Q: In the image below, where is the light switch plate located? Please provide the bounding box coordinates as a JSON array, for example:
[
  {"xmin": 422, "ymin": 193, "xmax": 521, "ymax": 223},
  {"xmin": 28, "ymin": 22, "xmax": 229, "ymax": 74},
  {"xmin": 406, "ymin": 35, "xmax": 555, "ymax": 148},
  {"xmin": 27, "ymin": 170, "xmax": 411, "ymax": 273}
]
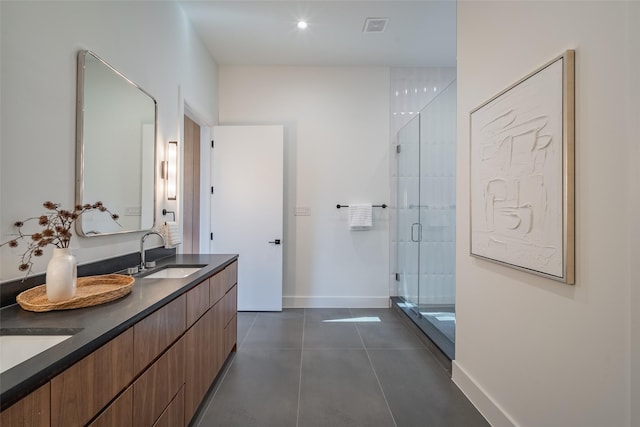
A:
[
  {"xmin": 295, "ymin": 206, "xmax": 311, "ymax": 216},
  {"xmin": 125, "ymin": 206, "xmax": 141, "ymax": 216}
]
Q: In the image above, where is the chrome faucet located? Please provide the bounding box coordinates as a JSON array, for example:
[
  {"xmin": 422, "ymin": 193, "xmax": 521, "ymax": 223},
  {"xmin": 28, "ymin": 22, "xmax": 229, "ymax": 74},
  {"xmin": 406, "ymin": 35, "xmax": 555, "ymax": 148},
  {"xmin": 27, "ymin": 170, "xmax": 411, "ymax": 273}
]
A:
[{"xmin": 140, "ymin": 231, "xmax": 166, "ymax": 270}]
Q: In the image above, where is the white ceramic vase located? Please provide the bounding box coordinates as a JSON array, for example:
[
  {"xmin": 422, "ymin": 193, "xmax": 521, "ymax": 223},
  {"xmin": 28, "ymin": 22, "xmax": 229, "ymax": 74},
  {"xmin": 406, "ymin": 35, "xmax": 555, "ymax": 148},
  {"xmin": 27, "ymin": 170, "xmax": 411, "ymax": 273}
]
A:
[{"xmin": 46, "ymin": 248, "xmax": 77, "ymax": 302}]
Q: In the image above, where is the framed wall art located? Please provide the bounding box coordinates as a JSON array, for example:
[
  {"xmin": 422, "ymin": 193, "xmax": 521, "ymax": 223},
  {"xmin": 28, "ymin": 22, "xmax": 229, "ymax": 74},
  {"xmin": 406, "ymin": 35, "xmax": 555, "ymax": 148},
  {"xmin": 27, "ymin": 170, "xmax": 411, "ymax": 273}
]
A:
[{"xmin": 470, "ymin": 50, "xmax": 575, "ymax": 284}]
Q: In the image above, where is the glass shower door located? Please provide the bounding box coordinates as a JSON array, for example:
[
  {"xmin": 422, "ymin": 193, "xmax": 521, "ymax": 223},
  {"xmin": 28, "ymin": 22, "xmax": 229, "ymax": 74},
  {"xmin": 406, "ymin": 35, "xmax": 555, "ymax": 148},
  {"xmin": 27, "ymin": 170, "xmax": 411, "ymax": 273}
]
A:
[
  {"xmin": 396, "ymin": 115, "xmax": 421, "ymax": 314},
  {"xmin": 395, "ymin": 81, "xmax": 457, "ymax": 359},
  {"xmin": 418, "ymin": 82, "xmax": 457, "ymax": 347}
]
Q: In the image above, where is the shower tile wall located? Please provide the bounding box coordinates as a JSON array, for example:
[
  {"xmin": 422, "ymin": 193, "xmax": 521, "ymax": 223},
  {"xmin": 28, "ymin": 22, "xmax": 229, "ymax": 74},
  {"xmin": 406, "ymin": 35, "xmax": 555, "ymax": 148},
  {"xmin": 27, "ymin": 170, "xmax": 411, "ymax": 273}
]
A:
[{"xmin": 389, "ymin": 67, "xmax": 456, "ymax": 303}]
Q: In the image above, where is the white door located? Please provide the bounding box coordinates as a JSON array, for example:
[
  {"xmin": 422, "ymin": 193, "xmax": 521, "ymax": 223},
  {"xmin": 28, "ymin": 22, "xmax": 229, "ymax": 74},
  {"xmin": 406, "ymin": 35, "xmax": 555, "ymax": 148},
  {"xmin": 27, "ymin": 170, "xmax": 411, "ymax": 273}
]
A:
[{"xmin": 211, "ymin": 125, "xmax": 284, "ymax": 311}]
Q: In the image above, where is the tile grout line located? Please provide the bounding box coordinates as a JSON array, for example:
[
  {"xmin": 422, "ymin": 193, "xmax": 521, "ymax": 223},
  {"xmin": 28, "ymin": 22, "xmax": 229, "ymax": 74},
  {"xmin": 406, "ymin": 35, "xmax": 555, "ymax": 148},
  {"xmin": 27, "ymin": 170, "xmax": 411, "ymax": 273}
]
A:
[
  {"xmin": 295, "ymin": 309, "xmax": 306, "ymax": 427},
  {"xmin": 194, "ymin": 313, "xmax": 258, "ymax": 427},
  {"xmin": 239, "ymin": 312, "xmax": 259, "ymax": 348},
  {"xmin": 350, "ymin": 308, "xmax": 399, "ymax": 427}
]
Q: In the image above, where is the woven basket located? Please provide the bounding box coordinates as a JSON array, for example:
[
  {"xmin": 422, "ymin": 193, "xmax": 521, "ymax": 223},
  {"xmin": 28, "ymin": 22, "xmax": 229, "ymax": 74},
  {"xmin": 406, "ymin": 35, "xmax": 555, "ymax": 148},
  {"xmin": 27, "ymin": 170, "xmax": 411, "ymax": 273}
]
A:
[{"xmin": 16, "ymin": 274, "xmax": 135, "ymax": 312}]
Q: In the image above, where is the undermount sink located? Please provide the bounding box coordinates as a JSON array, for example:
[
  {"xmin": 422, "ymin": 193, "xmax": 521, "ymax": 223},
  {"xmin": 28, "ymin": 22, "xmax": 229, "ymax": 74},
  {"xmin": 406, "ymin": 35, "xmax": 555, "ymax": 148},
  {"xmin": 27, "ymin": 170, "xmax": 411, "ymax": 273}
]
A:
[
  {"xmin": 0, "ymin": 329, "xmax": 80, "ymax": 373},
  {"xmin": 142, "ymin": 265, "xmax": 205, "ymax": 279}
]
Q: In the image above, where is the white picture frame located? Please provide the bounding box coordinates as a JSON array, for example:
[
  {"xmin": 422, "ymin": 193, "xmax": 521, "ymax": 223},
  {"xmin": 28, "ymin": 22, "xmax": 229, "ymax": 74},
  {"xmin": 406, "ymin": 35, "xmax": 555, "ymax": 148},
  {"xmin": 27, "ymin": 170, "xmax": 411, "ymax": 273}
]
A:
[{"xmin": 470, "ymin": 50, "xmax": 575, "ymax": 284}]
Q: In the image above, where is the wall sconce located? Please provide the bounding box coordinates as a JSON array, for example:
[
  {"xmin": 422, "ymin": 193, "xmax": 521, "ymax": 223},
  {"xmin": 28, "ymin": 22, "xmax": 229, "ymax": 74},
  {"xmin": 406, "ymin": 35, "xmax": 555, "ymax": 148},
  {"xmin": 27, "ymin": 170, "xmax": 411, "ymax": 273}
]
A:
[{"xmin": 165, "ymin": 141, "xmax": 178, "ymax": 200}]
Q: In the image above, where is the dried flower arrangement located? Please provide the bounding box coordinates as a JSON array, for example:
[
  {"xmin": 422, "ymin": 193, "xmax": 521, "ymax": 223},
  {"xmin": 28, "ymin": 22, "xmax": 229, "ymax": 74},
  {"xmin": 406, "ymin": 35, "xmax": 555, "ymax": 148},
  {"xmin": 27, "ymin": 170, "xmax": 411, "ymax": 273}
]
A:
[{"xmin": 0, "ymin": 201, "xmax": 119, "ymax": 276}]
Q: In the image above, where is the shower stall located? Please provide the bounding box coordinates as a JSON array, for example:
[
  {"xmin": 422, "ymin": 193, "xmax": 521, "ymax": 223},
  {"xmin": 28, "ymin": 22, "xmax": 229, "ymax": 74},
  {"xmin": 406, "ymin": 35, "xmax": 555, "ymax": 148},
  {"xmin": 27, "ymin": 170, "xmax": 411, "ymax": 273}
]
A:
[{"xmin": 395, "ymin": 81, "xmax": 456, "ymax": 359}]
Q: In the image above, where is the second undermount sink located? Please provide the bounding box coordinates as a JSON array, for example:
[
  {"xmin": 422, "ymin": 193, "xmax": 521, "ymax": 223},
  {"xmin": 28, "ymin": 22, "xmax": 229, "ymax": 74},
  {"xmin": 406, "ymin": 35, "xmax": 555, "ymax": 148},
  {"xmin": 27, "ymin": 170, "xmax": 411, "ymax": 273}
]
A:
[
  {"xmin": 142, "ymin": 265, "xmax": 205, "ymax": 279},
  {"xmin": 0, "ymin": 328, "xmax": 81, "ymax": 373}
]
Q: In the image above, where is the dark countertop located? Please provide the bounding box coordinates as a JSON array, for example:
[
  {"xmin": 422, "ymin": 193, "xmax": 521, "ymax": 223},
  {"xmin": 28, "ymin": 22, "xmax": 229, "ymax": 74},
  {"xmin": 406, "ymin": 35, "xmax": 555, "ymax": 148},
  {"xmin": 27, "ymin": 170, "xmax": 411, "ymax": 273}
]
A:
[{"xmin": 0, "ymin": 253, "xmax": 238, "ymax": 411}]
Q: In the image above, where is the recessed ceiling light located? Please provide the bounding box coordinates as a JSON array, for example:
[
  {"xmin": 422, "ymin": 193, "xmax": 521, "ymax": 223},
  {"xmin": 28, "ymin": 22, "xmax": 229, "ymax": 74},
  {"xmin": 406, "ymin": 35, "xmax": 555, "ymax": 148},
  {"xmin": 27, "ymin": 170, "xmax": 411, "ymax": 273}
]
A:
[{"xmin": 297, "ymin": 20, "xmax": 308, "ymax": 30}]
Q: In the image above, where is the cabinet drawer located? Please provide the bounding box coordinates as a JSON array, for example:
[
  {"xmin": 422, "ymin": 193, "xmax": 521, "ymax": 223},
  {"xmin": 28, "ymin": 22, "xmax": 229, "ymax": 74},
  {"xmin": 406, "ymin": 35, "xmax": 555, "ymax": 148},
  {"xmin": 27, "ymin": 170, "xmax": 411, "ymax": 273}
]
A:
[
  {"xmin": 224, "ymin": 314, "xmax": 237, "ymax": 356},
  {"xmin": 133, "ymin": 336, "xmax": 185, "ymax": 426},
  {"xmin": 184, "ymin": 308, "xmax": 212, "ymax": 421},
  {"xmin": 211, "ymin": 303, "xmax": 226, "ymax": 386},
  {"xmin": 209, "ymin": 272, "xmax": 225, "ymax": 307},
  {"xmin": 153, "ymin": 386, "xmax": 184, "ymax": 427},
  {"xmin": 223, "ymin": 261, "xmax": 238, "ymax": 293},
  {"xmin": 186, "ymin": 278, "xmax": 210, "ymax": 328},
  {"xmin": 134, "ymin": 295, "xmax": 186, "ymax": 374},
  {"xmin": 51, "ymin": 328, "xmax": 134, "ymax": 427},
  {"xmin": 88, "ymin": 386, "xmax": 133, "ymax": 427},
  {"xmin": 1, "ymin": 383, "xmax": 50, "ymax": 427},
  {"xmin": 223, "ymin": 284, "xmax": 237, "ymax": 327}
]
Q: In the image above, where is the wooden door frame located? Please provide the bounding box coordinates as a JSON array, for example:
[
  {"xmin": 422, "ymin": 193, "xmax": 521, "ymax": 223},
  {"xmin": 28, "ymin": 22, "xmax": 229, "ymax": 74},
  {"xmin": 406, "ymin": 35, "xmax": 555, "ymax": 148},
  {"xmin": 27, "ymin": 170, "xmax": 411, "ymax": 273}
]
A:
[
  {"xmin": 180, "ymin": 102, "xmax": 212, "ymax": 254},
  {"xmin": 183, "ymin": 114, "xmax": 200, "ymax": 254}
]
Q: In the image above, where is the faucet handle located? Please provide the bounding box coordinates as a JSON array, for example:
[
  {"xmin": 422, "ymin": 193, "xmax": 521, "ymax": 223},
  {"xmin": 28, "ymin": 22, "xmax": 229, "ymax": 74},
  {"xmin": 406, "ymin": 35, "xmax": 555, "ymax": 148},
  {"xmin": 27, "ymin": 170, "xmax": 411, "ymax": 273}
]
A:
[{"xmin": 145, "ymin": 261, "xmax": 157, "ymax": 268}]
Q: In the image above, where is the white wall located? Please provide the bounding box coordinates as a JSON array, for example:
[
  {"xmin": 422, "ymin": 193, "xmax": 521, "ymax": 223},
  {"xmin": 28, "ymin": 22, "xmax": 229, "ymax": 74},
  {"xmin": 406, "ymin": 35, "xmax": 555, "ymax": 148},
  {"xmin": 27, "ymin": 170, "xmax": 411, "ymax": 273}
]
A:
[
  {"xmin": 219, "ymin": 66, "xmax": 390, "ymax": 307},
  {"xmin": 0, "ymin": 1, "xmax": 218, "ymax": 281},
  {"xmin": 455, "ymin": 2, "xmax": 637, "ymax": 426}
]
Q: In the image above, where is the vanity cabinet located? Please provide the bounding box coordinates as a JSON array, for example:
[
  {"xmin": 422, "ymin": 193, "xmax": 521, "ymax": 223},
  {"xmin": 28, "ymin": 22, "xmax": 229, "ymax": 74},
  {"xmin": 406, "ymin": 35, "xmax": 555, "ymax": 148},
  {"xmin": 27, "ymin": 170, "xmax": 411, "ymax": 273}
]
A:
[
  {"xmin": 88, "ymin": 387, "xmax": 133, "ymax": 427},
  {"xmin": 133, "ymin": 295, "xmax": 186, "ymax": 375},
  {"xmin": 184, "ymin": 278, "xmax": 214, "ymax": 421},
  {"xmin": 0, "ymin": 259, "xmax": 238, "ymax": 427},
  {"xmin": 221, "ymin": 262, "xmax": 238, "ymax": 356},
  {"xmin": 184, "ymin": 304, "xmax": 220, "ymax": 421},
  {"xmin": 186, "ymin": 277, "xmax": 210, "ymax": 327},
  {"xmin": 153, "ymin": 386, "xmax": 185, "ymax": 427},
  {"xmin": 209, "ymin": 272, "xmax": 226, "ymax": 307},
  {"xmin": 0, "ymin": 383, "xmax": 50, "ymax": 427},
  {"xmin": 223, "ymin": 285, "xmax": 238, "ymax": 355},
  {"xmin": 184, "ymin": 260, "xmax": 238, "ymax": 423},
  {"xmin": 50, "ymin": 328, "xmax": 134, "ymax": 427},
  {"xmin": 133, "ymin": 335, "xmax": 185, "ymax": 426}
]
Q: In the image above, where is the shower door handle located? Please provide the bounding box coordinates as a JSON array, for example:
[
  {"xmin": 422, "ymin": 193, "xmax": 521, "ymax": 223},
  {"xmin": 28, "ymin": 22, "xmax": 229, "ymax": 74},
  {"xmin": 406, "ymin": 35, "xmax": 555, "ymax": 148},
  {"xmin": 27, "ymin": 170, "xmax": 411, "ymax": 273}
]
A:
[{"xmin": 411, "ymin": 223, "xmax": 422, "ymax": 242}]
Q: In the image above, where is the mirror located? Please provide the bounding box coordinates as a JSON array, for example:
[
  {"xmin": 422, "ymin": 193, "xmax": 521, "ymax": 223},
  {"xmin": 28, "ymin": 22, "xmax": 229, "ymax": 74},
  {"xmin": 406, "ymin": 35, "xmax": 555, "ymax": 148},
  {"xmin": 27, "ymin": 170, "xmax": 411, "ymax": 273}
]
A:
[{"xmin": 75, "ymin": 50, "xmax": 156, "ymax": 236}]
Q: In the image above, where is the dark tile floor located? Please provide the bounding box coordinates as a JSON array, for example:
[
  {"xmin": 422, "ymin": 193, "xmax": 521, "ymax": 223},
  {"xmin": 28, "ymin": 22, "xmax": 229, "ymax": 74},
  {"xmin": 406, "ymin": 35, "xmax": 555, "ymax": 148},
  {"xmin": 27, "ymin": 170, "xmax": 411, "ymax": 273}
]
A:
[{"xmin": 191, "ymin": 308, "xmax": 489, "ymax": 427}]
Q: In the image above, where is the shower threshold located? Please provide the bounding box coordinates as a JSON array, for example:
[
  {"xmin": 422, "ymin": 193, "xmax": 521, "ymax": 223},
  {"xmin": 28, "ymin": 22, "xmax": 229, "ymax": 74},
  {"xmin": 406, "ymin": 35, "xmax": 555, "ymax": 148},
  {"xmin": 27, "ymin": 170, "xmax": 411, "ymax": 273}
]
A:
[{"xmin": 391, "ymin": 297, "xmax": 455, "ymax": 361}]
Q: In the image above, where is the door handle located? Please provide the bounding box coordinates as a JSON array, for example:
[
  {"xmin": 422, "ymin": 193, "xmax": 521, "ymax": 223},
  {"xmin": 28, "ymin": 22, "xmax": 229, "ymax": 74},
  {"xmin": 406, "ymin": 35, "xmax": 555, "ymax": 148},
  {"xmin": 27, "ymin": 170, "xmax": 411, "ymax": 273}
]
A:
[
  {"xmin": 268, "ymin": 239, "xmax": 281, "ymax": 245},
  {"xmin": 411, "ymin": 223, "xmax": 422, "ymax": 242}
]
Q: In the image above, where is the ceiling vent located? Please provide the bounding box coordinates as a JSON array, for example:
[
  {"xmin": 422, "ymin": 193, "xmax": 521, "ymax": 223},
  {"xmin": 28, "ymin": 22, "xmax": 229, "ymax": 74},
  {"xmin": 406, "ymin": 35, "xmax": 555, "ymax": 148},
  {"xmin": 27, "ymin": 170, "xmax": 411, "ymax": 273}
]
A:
[{"xmin": 363, "ymin": 18, "xmax": 388, "ymax": 33}]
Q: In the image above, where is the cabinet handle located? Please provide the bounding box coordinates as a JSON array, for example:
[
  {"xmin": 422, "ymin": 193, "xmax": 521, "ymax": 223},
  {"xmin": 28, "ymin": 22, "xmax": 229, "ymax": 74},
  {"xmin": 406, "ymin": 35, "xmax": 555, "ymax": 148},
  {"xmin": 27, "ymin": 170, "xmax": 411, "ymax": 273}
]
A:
[{"xmin": 268, "ymin": 239, "xmax": 281, "ymax": 245}]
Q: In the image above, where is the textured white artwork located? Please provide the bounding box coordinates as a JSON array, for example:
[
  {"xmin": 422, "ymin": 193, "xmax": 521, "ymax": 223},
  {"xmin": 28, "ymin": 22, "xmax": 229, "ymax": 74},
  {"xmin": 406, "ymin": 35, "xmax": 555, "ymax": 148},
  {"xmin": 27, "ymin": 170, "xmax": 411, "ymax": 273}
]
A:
[{"xmin": 470, "ymin": 54, "xmax": 572, "ymax": 281}]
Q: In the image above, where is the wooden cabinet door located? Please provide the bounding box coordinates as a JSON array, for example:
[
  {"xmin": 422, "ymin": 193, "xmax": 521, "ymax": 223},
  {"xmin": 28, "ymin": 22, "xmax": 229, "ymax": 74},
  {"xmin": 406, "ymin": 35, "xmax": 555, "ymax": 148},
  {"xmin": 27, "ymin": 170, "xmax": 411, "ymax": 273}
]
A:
[
  {"xmin": 0, "ymin": 383, "xmax": 50, "ymax": 427},
  {"xmin": 211, "ymin": 302, "xmax": 226, "ymax": 380},
  {"xmin": 134, "ymin": 295, "xmax": 186, "ymax": 374},
  {"xmin": 223, "ymin": 284, "xmax": 237, "ymax": 327},
  {"xmin": 51, "ymin": 329, "xmax": 134, "ymax": 427},
  {"xmin": 153, "ymin": 386, "xmax": 184, "ymax": 427},
  {"xmin": 224, "ymin": 314, "xmax": 238, "ymax": 356},
  {"xmin": 222, "ymin": 284, "xmax": 238, "ymax": 357},
  {"xmin": 88, "ymin": 386, "xmax": 133, "ymax": 427},
  {"xmin": 224, "ymin": 261, "xmax": 238, "ymax": 293},
  {"xmin": 133, "ymin": 336, "xmax": 185, "ymax": 427},
  {"xmin": 186, "ymin": 278, "xmax": 210, "ymax": 328},
  {"xmin": 209, "ymin": 271, "xmax": 225, "ymax": 307},
  {"xmin": 184, "ymin": 309, "xmax": 212, "ymax": 422}
]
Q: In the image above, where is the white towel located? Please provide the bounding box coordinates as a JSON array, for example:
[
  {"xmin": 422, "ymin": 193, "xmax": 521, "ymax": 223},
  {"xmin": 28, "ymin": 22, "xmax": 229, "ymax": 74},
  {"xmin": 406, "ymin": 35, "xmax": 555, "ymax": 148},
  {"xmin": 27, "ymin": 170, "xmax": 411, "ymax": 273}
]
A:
[
  {"xmin": 348, "ymin": 204, "xmax": 373, "ymax": 230},
  {"xmin": 164, "ymin": 221, "xmax": 182, "ymax": 248}
]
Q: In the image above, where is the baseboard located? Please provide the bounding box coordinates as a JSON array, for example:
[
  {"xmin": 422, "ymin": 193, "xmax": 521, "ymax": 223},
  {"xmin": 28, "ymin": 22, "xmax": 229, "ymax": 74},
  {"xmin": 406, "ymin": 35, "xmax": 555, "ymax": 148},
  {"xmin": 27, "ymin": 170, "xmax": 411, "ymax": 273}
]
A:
[
  {"xmin": 452, "ymin": 361, "xmax": 518, "ymax": 427},
  {"xmin": 282, "ymin": 296, "xmax": 390, "ymax": 308}
]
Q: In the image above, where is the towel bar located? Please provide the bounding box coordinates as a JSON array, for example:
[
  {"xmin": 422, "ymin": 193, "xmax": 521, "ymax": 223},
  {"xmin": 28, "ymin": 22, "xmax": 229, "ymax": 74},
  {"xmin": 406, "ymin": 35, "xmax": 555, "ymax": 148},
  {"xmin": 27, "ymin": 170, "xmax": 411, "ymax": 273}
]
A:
[
  {"xmin": 336, "ymin": 204, "xmax": 387, "ymax": 209},
  {"xmin": 162, "ymin": 209, "xmax": 176, "ymax": 221}
]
